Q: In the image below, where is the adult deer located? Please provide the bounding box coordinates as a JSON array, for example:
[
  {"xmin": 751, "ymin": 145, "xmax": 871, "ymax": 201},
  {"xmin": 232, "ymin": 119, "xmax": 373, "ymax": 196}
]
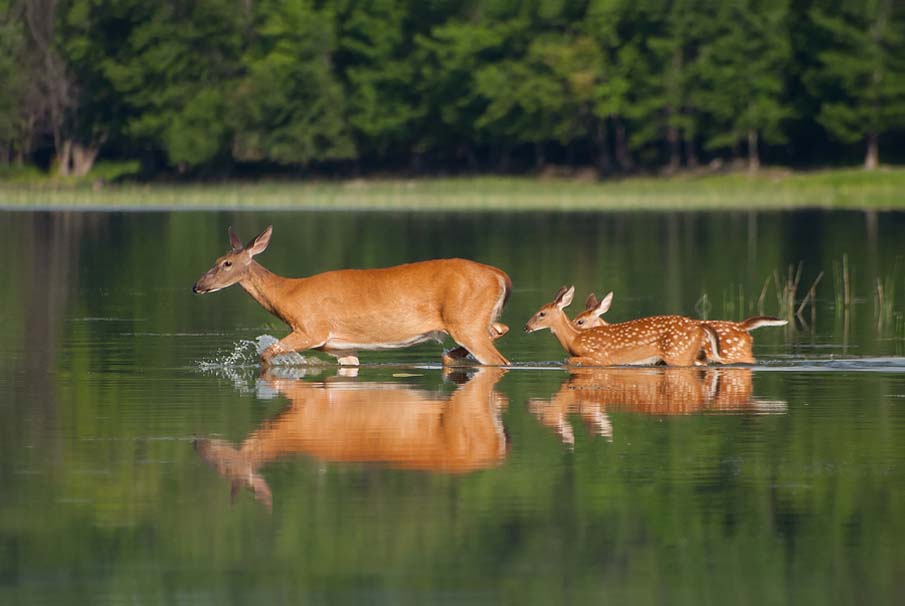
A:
[
  {"xmin": 193, "ymin": 226, "xmax": 511, "ymax": 366},
  {"xmin": 524, "ymin": 286, "xmax": 721, "ymax": 366},
  {"xmin": 194, "ymin": 367, "xmax": 509, "ymax": 509},
  {"xmin": 573, "ymin": 291, "xmax": 787, "ymax": 364}
]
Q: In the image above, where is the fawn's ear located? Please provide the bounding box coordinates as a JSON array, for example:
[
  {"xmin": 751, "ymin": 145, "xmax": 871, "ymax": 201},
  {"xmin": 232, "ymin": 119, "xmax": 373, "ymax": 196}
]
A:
[
  {"xmin": 228, "ymin": 226, "xmax": 243, "ymax": 251},
  {"xmin": 555, "ymin": 285, "xmax": 575, "ymax": 309},
  {"xmin": 593, "ymin": 292, "xmax": 614, "ymax": 316},
  {"xmin": 246, "ymin": 225, "xmax": 273, "ymax": 257},
  {"xmin": 585, "ymin": 292, "xmax": 599, "ymax": 310}
]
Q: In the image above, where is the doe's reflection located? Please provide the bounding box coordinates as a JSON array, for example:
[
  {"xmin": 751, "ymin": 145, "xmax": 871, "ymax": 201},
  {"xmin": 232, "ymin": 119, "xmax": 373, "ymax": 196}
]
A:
[
  {"xmin": 530, "ymin": 367, "xmax": 785, "ymax": 446},
  {"xmin": 195, "ymin": 368, "xmax": 509, "ymax": 510}
]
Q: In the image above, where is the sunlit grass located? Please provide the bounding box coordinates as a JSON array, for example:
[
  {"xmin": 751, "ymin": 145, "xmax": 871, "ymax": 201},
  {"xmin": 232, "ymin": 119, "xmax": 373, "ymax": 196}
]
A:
[{"xmin": 1, "ymin": 166, "xmax": 905, "ymax": 210}]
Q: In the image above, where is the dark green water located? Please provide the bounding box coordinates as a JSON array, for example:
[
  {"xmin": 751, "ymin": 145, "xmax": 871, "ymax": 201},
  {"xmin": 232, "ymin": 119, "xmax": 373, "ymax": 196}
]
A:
[{"xmin": 1, "ymin": 210, "xmax": 904, "ymax": 604}]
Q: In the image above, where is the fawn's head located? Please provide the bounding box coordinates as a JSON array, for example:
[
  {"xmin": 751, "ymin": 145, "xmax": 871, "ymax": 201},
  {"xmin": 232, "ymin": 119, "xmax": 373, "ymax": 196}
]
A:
[
  {"xmin": 524, "ymin": 285, "xmax": 575, "ymax": 333},
  {"xmin": 193, "ymin": 226, "xmax": 272, "ymax": 294},
  {"xmin": 571, "ymin": 291, "xmax": 613, "ymax": 329}
]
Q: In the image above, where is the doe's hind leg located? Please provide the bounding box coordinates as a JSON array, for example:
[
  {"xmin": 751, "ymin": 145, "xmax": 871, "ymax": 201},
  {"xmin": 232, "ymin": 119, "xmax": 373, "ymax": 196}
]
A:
[
  {"xmin": 443, "ymin": 322, "xmax": 510, "ymax": 366},
  {"xmin": 446, "ymin": 327, "xmax": 509, "ymax": 366}
]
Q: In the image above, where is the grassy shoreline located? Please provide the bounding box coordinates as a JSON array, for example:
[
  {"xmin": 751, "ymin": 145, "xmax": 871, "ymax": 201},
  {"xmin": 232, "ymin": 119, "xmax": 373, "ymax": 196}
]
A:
[{"xmin": 1, "ymin": 168, "xmax": 904, "ymax": 211}]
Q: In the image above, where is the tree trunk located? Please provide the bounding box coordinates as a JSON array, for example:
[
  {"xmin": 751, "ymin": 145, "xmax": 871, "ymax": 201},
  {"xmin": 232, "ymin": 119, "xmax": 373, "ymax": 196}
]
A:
[
  {"xmin": 614, "ymin": 120, "xmax": 633, "ymax": 172},
  {"xmin": 565, "ymin": 143, "xmax": 575, "ymax": 168},
  {"xmin": 72, "ymin": 142, "xmax": 99, "ymax": 177},
  {"xmin": 594, "ymin": 119, "xmax": 612, "ymax": 176},
  {"xmin": 458, "ymin": 143, "xmax": 477, "ymax": 172},
  {"xmin": 864, "ymin": 132, "xmax": 878, "ymax": 170},
  {"xmin": 409, "ymin": 149, "xmax": 423, "ymax": 174},
  {"xmin": 747, "ymin": 129, "xmax": 760, "ymax": 172},
  {"xmin": 666, "ymin": 123, "xmax": 680, "ymax": 174},
  {"xmin": 57, "ymin": 139, "xmax": 72, "ymax": 177},
  {"xmin": 534, "ymin": 141, "xmax": 545, "ymax": 171},
  {"xmin": 684, "ymin": 134, "xmax": 698, "ymax": 170},
  {"xmin": 665, "ymin": 47, "xmax": 683, "ymax": 174},
  {"xmin": 497, "ymin": 145, "xmax": 511, "ymax": 173}
]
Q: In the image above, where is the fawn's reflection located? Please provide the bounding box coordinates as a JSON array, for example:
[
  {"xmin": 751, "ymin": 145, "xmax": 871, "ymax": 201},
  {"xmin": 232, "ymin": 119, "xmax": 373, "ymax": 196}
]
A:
[
  {"xmin": 195, "ymin": 367, "xmax": 509, "ymax": 510},
  {"xmin": 530, "ymin": 367, "xmax": 785, "ymax": 446}
]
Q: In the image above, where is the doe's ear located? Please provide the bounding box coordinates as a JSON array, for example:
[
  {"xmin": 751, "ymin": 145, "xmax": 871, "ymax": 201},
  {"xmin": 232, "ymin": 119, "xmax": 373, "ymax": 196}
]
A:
[
  {"xmin": 555, "ymin": 285, "xmax": 575, "ymax": 309},
  {"xmin": 246, "ymin": 225, "xmax": 273, "ymax": 257},
  {"xmin": 228, "ymin": 226, "xmax": 243, "ymax": 251}
]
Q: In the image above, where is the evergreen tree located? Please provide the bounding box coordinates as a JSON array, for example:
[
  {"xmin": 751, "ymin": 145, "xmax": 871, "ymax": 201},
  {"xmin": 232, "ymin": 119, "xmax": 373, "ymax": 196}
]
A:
[
  {"xmin": 586, "ymin": 0, "xmax": 639, "ymax": 172},
  {"xmin": 101, "ymin": 0, "xmax": 246, "ymax": 169},
  {"xmin": 695, "ymin": 0, "xmax": 792, "ymax": 171},
  {"xmin": 233, "ymin": 0, "xmax": 354, "ymax": 167},
  {"xmin": 0, "ymin": 3, "xmax": 26, "ymax": 164},
  {"xmin": 335, "ymin": 0, "xmax": 421, "ymax": 166},
  {"xmin": 807, "ymin": 0, "xmax": 905, "ymax": 169},
  {"xmin": 0, "ymin": 0, "xmax": 904, "ymax": 176}
]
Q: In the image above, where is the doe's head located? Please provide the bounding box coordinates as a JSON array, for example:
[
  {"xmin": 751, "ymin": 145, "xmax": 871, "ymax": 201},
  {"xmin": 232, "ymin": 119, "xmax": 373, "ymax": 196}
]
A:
[
  {"xmin": 524, "ymin": 285, "xmax": 574, "ymax": 333},
  {"xmin": 192, "ymin": 226, "xmax": 272, "ymax": 294},
  {"xmin": 571, "ymin": 291, "xmax": 613, "ymax": 330}
]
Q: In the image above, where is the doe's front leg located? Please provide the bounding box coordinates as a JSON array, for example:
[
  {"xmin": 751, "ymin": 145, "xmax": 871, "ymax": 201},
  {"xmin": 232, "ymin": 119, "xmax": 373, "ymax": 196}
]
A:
[{"xmin": 260, "ymin": 330, "xmax": 325, "ymax": 366}]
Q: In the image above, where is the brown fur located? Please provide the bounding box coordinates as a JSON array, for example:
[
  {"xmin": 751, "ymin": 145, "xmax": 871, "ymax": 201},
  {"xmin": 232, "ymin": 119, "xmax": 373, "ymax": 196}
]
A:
[
  {"xmin": 195, "ymin": 368, "xmax": 509, "ymax": 509},
  {"xmin": 529, "ymin": 367, "xmax": 758, "ymax": 444},
  {"xmin": 524, "ymin": 286, "xmax": 720, "ymax": 366},
  {"xmin": 571, "ymin": 291, "xmax": 787, "ymax": 364},
  {"xmin": 194, "ymin": 226, "xmax": 511, "ymax": 366}
]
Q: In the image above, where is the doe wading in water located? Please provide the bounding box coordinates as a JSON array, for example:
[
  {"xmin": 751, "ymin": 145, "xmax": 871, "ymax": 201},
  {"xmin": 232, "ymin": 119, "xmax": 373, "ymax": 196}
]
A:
[{"xmin": 192, "ymin": 226, "xmax": 512, "ymax": 366}]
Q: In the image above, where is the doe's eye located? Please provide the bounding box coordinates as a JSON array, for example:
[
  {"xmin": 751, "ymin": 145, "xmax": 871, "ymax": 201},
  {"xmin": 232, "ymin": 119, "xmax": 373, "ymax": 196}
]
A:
[
  {"xmin": 223, "ymin": 260, "xmax": 233, "ymax": 268},
  {"xmin": 538, "ymin": 312, "xmax": 546, "ymax": 317}
]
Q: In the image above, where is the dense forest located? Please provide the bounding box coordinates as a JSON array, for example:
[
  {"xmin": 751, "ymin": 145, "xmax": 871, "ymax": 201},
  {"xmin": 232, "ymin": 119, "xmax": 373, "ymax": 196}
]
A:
[{"xmin": 1, "ymin": 0, "xmax": 904, "ymax": 179}]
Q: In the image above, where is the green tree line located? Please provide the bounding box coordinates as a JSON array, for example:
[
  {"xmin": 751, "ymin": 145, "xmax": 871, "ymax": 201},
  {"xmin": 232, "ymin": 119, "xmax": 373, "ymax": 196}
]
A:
[{"xmin": 1, "ymin": 0, "xmax": 904, "ymax": 178}]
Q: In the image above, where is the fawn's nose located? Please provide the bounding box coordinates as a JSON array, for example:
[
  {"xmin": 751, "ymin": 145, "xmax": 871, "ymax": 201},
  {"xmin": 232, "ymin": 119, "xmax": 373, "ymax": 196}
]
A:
[{"xmin": 192, "ymin": 283, "xmax": 202, "ymax": 294}]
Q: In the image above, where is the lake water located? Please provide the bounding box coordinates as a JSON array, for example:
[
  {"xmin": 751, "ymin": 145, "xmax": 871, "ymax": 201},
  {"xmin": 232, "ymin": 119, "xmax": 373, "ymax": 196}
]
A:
[{"xmin": 1, "ymin": 209, "xmax": 904, "ymax": 604}]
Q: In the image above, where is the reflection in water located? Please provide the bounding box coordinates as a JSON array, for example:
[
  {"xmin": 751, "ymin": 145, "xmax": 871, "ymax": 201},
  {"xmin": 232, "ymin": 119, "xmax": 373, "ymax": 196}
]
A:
[
  {"xmin": 195, "ymin": 368, "xmax": 508, "ymax": 509},
  {"xmin": 530, "ymin": 367, "xmax": 786, "ymax": 445}
]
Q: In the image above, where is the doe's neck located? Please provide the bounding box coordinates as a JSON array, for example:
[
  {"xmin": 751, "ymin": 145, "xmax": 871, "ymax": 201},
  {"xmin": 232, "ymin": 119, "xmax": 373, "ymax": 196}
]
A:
[{"xmin": 239, "ymin": 261, "xmax": 287, "ymax": 317}]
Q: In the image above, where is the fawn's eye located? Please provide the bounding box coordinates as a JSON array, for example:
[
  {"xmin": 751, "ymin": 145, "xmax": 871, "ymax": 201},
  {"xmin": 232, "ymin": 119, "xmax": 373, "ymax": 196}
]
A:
[
  {"xmin": 538, "ymin": 312, "xmax": 546, "ymax": 317},
  {"xmin": 577, "ymin": 319, "xmax": 584, "ymax": 325},
  {"xmin": 223, "ymin": 260, "xmax": 232, "ymax": 268}
]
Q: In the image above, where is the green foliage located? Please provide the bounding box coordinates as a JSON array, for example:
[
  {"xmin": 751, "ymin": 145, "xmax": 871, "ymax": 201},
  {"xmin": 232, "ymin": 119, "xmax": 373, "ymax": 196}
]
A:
[
  {"xmin": 807, "ymin": 0, "xmax": 905, "ymax": 148},
  {"xmin": 0, "ymin": 5, "xmax": 26, "ymax": 160},
  {"xmin": 695, "ymin": 0, "xmax": 792, "ymax": 153},
  {"xmin": 98, "ymin": 0, "xmax": 246, "ymax": 166},
  {"xmin": 1, "ymin": 0, "xmax": 905, "ymax": 175},
  {"xmin": 337, "ymin": 0, "xmax": 421, "ymax": 158},
  {"xmin": 233, "ymin": 0, "xmax": 354, "ymax": 165}
]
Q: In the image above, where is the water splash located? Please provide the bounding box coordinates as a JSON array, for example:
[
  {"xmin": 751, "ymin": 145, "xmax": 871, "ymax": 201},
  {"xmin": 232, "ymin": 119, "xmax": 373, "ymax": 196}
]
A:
[
  {"xmin": 197, "ymin": 338, "xmax": 260, "ymax": 371},
  {"xmin": 196, "ymin": 335, "xmax": 330, "ymax": 392},
  {"xmin": 252, "ymin": 335, "xmax": 319, "ymax": 366},
  {"xmin": 196, "ymin": 338, "xmax": 260, "ymax": 393},
  {"xmin": 196, "ymin": 335, "xmax": 325, "ymax": 370}
]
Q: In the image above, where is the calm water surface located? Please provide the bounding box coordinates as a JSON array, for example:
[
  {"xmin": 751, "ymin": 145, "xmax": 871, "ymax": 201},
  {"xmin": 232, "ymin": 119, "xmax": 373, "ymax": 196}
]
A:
[{"xmin": 1, "ymin": 210, "xmax": 904, "ymax": 604}]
